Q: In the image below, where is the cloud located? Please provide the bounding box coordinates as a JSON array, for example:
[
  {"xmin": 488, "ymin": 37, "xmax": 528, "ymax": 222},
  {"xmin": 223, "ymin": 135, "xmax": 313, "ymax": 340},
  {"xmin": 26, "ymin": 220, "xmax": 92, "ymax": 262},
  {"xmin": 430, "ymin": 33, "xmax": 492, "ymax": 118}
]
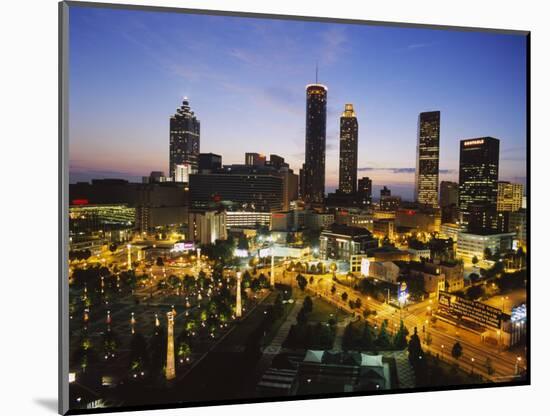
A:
[
  {"xmin": 227, "ymin": 48, "xmax": 261, "ymax": 66},
  {"xmin": 319, "ymin": 26, "xmax": 349, "ymax": 66},
  {"xmin": 357, "ymin": 167, "xmax": 456, "ymax": 174},
  {"xmin": 404, "ymin": 41, "xmax": 440, "ymax": 51},
  {"xmin": 500, "ymin": 146, "xmax": 527, "ymax": 161},
  {"xmin": 69, "ymin": 168, "xmax": 143, "ymax": 184}
]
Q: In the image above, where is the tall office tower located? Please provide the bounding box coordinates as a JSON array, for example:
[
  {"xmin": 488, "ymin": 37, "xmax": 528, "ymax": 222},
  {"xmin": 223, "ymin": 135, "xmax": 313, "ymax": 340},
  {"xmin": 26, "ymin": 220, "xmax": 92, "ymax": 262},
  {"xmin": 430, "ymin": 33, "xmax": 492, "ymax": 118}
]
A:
[
  {"xmin": 245, "ymin": 152, "xmax": 266, "ymax": 167},
  {"xmin": 458, "ymin": 137, "xmax": 500, "ymax": 222},
  {"xmin": 169, "ymin": 98, "xmax": 200, "ymax": 179},
  {"xmin": 299, "ymin": 164, "xmax": 306, "ymax": 200},
  {"xmin": 303, "ymin": 82, "xmax": 328, "ymax": 205},
  {"xmin": 198, "ymin": 153, "xmax": 222, "ymax": 173},
  {"xmin": 339, "ymin": 104, "xmax": 359, "ymax": 194},
  {"xmin": 497, "ymin": 181, "xmax": 524, "ymax": 212},
  {"xmin": 358, "ymin": 177, "xmax": 372, "ymax": 206},
  {"xmin": 440, "ymin": 180, "xmax": 459, "ymax": 224},
  {"xmin": 415, "ymin": 111, "xmax": 441, "ymax": 207},
  {"xmin": 440, "ymin": 181, "xmax": 459, "ymax": 207}
]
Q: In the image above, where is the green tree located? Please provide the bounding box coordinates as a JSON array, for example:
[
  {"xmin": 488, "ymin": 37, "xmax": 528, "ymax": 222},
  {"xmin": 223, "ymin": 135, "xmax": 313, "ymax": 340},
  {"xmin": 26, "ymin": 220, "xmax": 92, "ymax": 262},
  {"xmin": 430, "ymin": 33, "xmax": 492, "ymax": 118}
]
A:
[
  {"xmin": 360, "ymin": 321, "xmax": 374, "ymax": 350},
  {"xmin": 451, "ymin": 341, "xmax": 463, "ymax": 361},
  {"xmin": 341, "ymin": 292, "xmax": 348, "ymax": 302},
  {"xmin": 376, "ymin": 320, "xmax": 391, "ymax": 348},
  {"xmin": 156, "ymin": 257, "xmax": 164, "ymax": 267},
  {"xmin": 472, "ymin": 255, "xmax": 479, "ymax": 266},
  {"xmin": 303, "ymin": 296, "xmax": 313, "ymax": 313},
  {"xmin": 407, "ymin": 327, "xmax": 424, "ymax": 367},
  {"xmin": 296, "ymin": 274, "xmax": 308, "ymax": 291},
  {"xmin": 393, "ymin": 320, "xmax": 409, "ymax": 349},
  {"xmin": 485, "ymin": 357, "xmax": 494, "ymax": 375},
  {"xmin": 483, "ymin": 247, "xmax": 492, "ymax": 261}
]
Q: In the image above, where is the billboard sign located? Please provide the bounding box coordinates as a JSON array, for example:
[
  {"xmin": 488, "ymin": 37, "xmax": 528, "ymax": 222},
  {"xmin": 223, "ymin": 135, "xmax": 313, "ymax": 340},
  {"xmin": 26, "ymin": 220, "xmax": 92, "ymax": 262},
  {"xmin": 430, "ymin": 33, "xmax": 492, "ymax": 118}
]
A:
[{"xmin": 438, "ymin": 291, "xmax": 504, "ymax": 329}]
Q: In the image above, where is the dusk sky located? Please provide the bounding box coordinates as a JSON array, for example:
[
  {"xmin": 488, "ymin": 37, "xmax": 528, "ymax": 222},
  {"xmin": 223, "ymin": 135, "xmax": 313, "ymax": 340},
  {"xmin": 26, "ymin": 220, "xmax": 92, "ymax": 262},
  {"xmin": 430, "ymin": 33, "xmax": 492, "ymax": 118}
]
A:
[{"xmin": 69, "ymin": 6, "xmax": 527, "ymax": 199}]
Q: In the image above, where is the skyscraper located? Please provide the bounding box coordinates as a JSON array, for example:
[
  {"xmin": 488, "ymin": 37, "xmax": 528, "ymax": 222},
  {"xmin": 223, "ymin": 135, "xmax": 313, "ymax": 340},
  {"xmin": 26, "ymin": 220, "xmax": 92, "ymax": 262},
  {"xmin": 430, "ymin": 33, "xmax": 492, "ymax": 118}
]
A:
[
  {"xmin": 169, "ymin": 98, "xmax": 200, "ymax": 179},
  {"xmin": 303, "ymin": 83, "xmax": 327, "ymax": 205},
  {"xmin": 358, "ymin": 177, "xmax": 372, "ymax": 206},
  {"xmin": 415, "ymin": 111, "xmax": 440, "ymax": 207},
  {"xmin": 440, "ymin": 181, "xmax": 458, "ymax": 208},
  {"xmin": 458, "ymin": 137, "xmax": 500, "ymax": 222},
  {"xmin": 440, "ymin": 180, "xmax": 459, "ymax": 224},
  {"xmin": 245, "ymin": 152, "xmax": 266, "ymax": 167},
  {"xmin": 497, "ymin": 181, "xmax": 524, "ymax": 212},
  {"xmin": 339, "ymin": 104, "xmax": 359, "ymax": 194}
]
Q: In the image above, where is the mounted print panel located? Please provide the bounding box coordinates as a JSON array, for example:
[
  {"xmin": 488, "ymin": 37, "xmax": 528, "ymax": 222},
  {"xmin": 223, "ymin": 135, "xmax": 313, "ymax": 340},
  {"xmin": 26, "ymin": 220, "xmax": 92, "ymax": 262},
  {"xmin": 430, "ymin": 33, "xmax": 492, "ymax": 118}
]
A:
[{"xmin": 59, "ymin": 1, "xmax": 529, "ymax": 414}]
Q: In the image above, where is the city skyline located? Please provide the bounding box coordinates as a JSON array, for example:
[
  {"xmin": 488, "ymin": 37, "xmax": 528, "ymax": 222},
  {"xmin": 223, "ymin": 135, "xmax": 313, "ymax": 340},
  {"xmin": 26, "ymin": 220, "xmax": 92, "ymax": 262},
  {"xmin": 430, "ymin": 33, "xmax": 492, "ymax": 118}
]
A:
[
  {"xmin": 69, "ymin": 7, "xmax": 527, "ymax": 200},
  {"xmin": 63, "ymin": 5, "xmax": 528, "ymax": 412}
]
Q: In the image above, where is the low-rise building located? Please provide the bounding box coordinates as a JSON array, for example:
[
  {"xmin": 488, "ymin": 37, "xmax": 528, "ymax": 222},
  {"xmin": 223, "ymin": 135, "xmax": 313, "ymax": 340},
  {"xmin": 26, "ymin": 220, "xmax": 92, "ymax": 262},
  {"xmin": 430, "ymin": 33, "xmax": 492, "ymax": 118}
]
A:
[
  {"xmin": 188, "ymin": 210, "xmax": 227, "ymax": 245},
  {"xmin": 439, "ymin": 222, "xmax": 467, "ymax": 242},
  {"xmin": 319, "ymin": 224, "xmax": 378, "ymax": 262},
  {"xmin": 369, "ymin": 261, "xmax": 400, "ymax": 283},
  {"xmin": 372, "ymin": 219, "xmax": 394, "ymax": 240},
  {"xmin": 456, "ymin": 231, "xmax": 515, "ymax": 262},
  {"xmin": 226, "ymin": 211, "xmax": 271, "ymax": 229},
  {"xmin": 395, "ymin": 206, "xmax": 441, "ymax": 234}
]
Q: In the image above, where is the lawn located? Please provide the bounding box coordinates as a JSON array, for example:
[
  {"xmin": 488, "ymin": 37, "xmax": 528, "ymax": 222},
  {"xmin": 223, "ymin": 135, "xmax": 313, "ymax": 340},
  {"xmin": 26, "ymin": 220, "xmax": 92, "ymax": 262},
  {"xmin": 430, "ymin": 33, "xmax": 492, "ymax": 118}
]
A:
[{"xmin": 307, "ymin": 296, "xmax": 350, "ymax": 324}]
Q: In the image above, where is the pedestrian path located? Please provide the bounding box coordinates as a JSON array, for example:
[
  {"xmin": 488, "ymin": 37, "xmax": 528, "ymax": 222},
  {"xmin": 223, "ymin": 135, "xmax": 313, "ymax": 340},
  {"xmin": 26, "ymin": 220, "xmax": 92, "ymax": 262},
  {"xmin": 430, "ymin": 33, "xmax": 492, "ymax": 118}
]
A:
[
  {"xmin": 392, "ymin": 350, "xmax": 415, "ymax": 389},
  {"xmin": 264, "ymin": 298, "xmax": 304, "ymax": 355},
  {"xmin": 331, "ymin": 317, "xmax": 354, "ymax": 352},
  {"xmin": 247, "ymin": 298, "xmax": 304, "ymax": 395}
]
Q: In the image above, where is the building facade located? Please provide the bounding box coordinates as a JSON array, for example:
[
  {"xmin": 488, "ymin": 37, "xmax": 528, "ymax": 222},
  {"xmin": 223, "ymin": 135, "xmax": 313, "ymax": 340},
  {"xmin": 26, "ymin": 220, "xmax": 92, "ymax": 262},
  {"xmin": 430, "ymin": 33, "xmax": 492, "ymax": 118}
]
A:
[
  {"xmin": 189, "ymin": 171, "xmax": 284, "ymax": 212},
  {"xmin": 303, "ymin": 84, "xmax": 328, "ymax": 204},
  {"xmin": 456, "ymin": 231, "xmax": 514, "ymax": 262},
  {"xmin": 358, "ymin": 177, "xmax": 373, "ymax": 207},
  {"xmin": 440, "ymin": 181, "xmax": 458, "ymax": 207},
  {"xmin": 415, "ymin": 111, "xmax": 440, "ymax": 207},
  {"xmin": 458, "ymin": 137, "xmax": 500, "ymax": 222},
  {"xmin": 339, "ymin": 104, "xmax": 358, "ymax": 194},
  {"xmin": 198, "ymin": 153, "xmax": 222, "ymax": 173},
  {"xmin": 188, "ymin": 210, "xmax": 227, "ymax": 245},
  {"xmin": 245, "ymin": 152, "xmax": 266, "ymax": 167},
  {"xmin": 169, "ymin": 98, "xmax": 200, "ymax": 178},
  {"xmin": 319, "ymin": 224, "xmax": 378, "ymax": 262},
  {"xmin": 225, "ymin": 211, "xmax": 271, "ymax": 229},
  {"xmin": 497, "ymin": 181, "xmax": 524, "ymax": 212}
]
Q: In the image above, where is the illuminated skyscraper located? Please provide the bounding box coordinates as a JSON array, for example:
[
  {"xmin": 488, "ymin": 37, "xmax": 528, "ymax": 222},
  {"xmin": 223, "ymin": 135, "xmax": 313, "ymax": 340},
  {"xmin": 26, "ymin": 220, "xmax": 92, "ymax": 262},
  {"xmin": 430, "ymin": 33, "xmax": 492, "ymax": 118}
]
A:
[
  {"xmin": 303, "ymin": 83, "xmax": 327, "ymax": 205},
  {"xmin": 169, "ymin": 98, "xmax": 200, "ymax": 179},
  {"xmin": 497, "ymin": 181, "xmax": 524, "ymax": 212},
  {"xmin": 339, "ymin": 104, "xmax": 358, "ymax": 194},
  {"xmin": 415, "ymin": 111, "xmax": 440, "ymax": 207},
  {"xmin": 458, "ymin": 137, "xmax": 500, "ymax": 222},
  {"xmin": 358, "ymin": 177, "xmax": 372, "ymax": 206}
]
